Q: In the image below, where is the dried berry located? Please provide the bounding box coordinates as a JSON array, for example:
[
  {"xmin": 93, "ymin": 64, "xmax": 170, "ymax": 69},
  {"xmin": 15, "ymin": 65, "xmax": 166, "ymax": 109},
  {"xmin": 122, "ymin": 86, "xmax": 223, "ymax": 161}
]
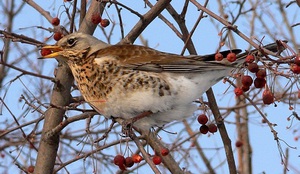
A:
[
  {"xmin": 235, "ymin": 140, "xmax": 243, "ymax": 148},
  {"xmin": 234, "ymin": 87, "xmax": 243, "ymax": 96},
  {"xmin": 256, "ymin": 69, "xmax": 267, "ymax": 79},
  {"xmin": 208, "ymin": 124, "xmax": 218, "ymax": 133},
  {"xmin": 226, "ymin": 52, "xmax": 237, "ymax": 62},
  {"xmin": 152, "ymin": 155, "xmax": 162, "ymax": 165},
  {"xmin": 245, "ymin": 54, "xmax": 255, "ymax": 63},
  {"xmin": 197, "ymin": 114, "xmax": 208, "ymax": 125},
  {"xmin": 241, "ymin": 85, "xmax": 250, "ymax": 92},
  {"xmin": 262, "ymin": 89, "xmax": 274, "ymax": 105},
  {"xmin": 132, "ymin": 154, "xmax": 142, "ymax": 163},
  {"xmin": 161, "ymin": 148, "xmax": 169, "ymax": 156},
  {"xmin": 125, "ymin": 157, "xmax": 134, "ymax": 168},
  {"xmin": 215, "ymin": 52, "xmax": 223, "ymax": 61},
  {"xmin": 199, "ymin": 125, "xmax": 209, "ymax": 134},
  {"xmin": 51, "ymin": 17, "xmax": 60, "ymax": 26},
  {"xmin": 248, "ymin": 63, "xmax": 259, "ymax": 73},
  {"xmin": 53, "ymin": 32, "xmax": 63, "ymax": 41},
  {"xmin": 40, "ymin": 48, "xmax": 52, "ymax": 56},
  {"xmin": 100, "ymin": 19, "xmax": 110, "ymax": 27},
  {"xmin": 114, "ymin": 155, "xmax": 125, "ymax": 166},
  {"xmin": 294, "ymin": 54, "xmax": 300, "ymax": 66},
  {"xmin": 254, "ymin": 78, "xmax": 266, "ymax": 88},
  {"xmin": 27, "ymin": 166, "xmax": 35, "ymax": 173},
  {"xmin": 291, "ymin": 64, "xmax": 300, "ymax": 74},
  {"xmin": 241, "ymin": 75, "xmax": 253, "ymax": 87},
  {"xmin": 91, "ymin": 13, "xmax": 102, "ymax": 24}
]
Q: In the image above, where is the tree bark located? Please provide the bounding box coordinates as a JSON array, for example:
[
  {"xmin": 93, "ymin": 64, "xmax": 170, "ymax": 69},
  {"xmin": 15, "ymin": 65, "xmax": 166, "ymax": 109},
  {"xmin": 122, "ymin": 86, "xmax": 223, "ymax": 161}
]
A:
[
  {"xmin": 34, "ymin": 62, "xmax": 73, "ymax": 174},
  {"xmin": 34, "ymin": 1, "xmax": 105, "ymax": 173}
]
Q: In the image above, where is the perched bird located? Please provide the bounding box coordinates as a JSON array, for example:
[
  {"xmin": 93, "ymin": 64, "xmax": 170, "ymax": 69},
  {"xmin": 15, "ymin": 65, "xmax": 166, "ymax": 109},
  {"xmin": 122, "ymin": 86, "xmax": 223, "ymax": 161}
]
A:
[{"xmin": 40, "ymin": 32, "xmax": 260, "ymax": 130}]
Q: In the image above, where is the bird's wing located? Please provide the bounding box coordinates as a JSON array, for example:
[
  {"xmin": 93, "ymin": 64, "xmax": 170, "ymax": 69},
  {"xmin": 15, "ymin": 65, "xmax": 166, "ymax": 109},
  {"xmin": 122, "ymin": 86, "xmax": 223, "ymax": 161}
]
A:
[{"xmin": 92, "ymin": 44, "xmax": 242, "ymax": 73}]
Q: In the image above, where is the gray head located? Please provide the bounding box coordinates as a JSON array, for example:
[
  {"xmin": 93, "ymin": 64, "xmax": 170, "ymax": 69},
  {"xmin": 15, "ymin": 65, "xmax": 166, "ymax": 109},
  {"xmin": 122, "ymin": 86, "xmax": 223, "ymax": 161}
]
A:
[
  {"xmin": 57, "ymin": 32, "xmax": 108, "ymax": 51},
  {"xmin": 41, "ymin": 32, "xmax": 109, "ymax": 63}
]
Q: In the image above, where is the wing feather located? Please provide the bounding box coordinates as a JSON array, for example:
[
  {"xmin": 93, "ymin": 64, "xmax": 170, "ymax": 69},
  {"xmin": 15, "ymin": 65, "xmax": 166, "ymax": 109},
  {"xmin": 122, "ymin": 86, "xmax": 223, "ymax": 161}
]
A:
[{"xmin": 92, "ymin": 44, "xmax": 242, "ymax": 73}]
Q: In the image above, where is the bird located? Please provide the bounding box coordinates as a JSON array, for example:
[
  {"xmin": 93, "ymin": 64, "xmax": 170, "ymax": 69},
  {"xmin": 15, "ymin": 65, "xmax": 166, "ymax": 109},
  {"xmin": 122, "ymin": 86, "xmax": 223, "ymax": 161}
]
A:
[{"xmin": 40, "ymin": 32, "xmax": 259, "ymax": 131}]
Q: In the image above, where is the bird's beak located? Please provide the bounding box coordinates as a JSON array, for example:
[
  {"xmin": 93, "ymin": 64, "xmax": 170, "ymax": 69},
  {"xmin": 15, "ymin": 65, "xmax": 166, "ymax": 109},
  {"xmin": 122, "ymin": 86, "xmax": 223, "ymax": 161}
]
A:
[{"xmin": 39, "ymin": 45, "xmax": 63, "ymax": 59}]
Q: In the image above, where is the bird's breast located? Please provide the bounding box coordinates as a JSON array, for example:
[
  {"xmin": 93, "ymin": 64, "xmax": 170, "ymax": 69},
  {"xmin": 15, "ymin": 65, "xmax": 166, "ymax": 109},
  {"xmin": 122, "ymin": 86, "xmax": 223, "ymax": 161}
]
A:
[{"xmin": 68, "ymin": 59, "xmax": 180, "ymax": 118}]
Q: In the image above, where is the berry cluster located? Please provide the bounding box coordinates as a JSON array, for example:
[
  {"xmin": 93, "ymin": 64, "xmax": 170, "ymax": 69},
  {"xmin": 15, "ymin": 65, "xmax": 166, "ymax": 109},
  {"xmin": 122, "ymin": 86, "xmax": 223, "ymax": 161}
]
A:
[
  {"xmin": 197, "ymin": 114, "xmax": 218, "ymax": 134},
  {"xmin": 91, "ymin": 13, "xmax": 110, "ymax": 27},
  {"xmin": 244, "ymin": 54, "xmax": 274, "ymax": 104},
  {"xmin": 49, "ymin": 13, "xmax": 110, "ymax": 42},
  {"xmin": 214, "ymin": 51, "xmax": 275, "ymax": 105},
  {"xmin": 113, "ymin": 154, "xmax": 138, "ymax": 170},
  {"xmin": 113, "ymin": 148, "xmax": 169, "ymax": 171},
  {"xmin": 214, "ymin": 52, "xmax": 237, "ymax": 62},
  {"xmin": 51, "ymin": 17, "xmax": 64, "ymax": 41}
]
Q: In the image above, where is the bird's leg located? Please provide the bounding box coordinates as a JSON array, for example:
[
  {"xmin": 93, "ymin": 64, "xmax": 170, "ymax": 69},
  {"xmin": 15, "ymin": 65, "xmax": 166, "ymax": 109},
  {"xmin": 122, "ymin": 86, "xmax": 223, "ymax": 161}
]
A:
[{"xmin": 122, "ymin": 111, "xmax": 153, "ymax": 135}]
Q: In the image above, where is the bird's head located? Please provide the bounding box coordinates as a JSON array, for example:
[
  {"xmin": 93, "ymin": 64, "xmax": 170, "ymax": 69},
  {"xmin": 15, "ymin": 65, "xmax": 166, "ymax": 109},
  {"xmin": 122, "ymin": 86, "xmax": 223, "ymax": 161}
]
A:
[{"xmin": 40, "ymin": 32, "xmax": 109, "ymax": 64}]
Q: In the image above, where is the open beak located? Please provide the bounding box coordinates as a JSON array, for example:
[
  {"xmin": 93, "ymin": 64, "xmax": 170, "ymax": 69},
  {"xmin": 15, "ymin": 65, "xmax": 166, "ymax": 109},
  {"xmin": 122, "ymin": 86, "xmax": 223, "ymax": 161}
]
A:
[{"xmin": 39, "ymin": 45, "xmax": 63, "ymax": 59}]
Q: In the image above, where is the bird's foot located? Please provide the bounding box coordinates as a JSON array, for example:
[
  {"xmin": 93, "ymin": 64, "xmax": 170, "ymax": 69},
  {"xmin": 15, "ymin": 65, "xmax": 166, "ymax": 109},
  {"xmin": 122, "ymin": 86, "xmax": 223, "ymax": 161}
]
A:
[
  {"xmin": 121, "ymin": 111, "xmax": 152, "ymax": 136},
  {"xmin": 121, "ymin": 120, "xmax": 134, "ymax": 137}
]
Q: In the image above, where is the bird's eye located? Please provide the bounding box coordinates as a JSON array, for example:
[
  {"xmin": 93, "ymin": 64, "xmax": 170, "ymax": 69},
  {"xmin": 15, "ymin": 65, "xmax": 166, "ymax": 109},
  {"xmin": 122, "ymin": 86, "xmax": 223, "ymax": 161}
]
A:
[{"xmin": 67, "ymin": 38, "xmax": 76, "ymax": 47}]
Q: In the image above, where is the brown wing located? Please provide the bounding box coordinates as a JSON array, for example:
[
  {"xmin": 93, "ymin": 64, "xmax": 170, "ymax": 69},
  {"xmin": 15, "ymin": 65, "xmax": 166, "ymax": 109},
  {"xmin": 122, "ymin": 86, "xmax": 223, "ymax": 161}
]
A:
[{"xmin": 93, "ymin": 44, "xmax": 242, "ymax": 73}]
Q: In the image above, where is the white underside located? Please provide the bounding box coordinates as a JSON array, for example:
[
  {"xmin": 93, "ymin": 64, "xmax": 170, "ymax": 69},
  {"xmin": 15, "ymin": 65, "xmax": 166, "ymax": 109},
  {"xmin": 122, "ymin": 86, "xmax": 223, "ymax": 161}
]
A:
[{"xmin": 98, "ymin": 70, "xmax": 229, "ymax": 130}]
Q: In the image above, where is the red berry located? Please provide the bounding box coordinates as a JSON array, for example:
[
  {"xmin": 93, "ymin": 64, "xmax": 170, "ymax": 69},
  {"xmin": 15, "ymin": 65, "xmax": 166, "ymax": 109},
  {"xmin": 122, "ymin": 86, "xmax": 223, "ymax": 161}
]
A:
[
  {"xmin": 226, "ymin": 52, "xmax": 237, "ymax": 62},
  {"xmin": 241, "ymin": 75, "xmax": 253, "ymax": 87},
  {"xmin": 234, "ymin": 87, "xmax": 243, "ymax": 96},
  {"xmin": 215, "ymin": 52, "xmax": 223, "ymax": 61},
  {"xmin": 262, "ymin": 89, "xmax": 274, "ymax": 105},
  {"xmin": 53, "ymin": 32, "xmax": 63, "ymax": 41},
  {"xmin": 254, "ymin": 78, "xmax": 266, "ymax": 88},
  {"xmin": 161, "ymin": 148, "xmax": 169, "ymax": 156},
  {"xmin": 197, "ymin": 114, "xmax": 208, "ymax": 125},
  {"xmin": 245, "ymin": 54, "xmax": 255, "ymax": 63},
  {"xmin": 199, "ymin": 125, "xmax": 209, "ymax": 134},
  {"xmin": 51, "ymin": 17, "xmax": 60, "ymax": 26},
  {"xmin": 248, "ymin": 63, "xmax": 259, "ymax": 73},
  {"xmin": 100, "ymin": 19, "xmax": 110, "ymax": 27},
  {"xmin": 40, "ymin": 48, "xmax": 52, "ymax": 56},
  {"xmin": 294, "ymin": 55, "xmax": 300, "ymax": 66},
  {"xmin": 27, "ymin": 166, "xmax": 35, "ymax": 173},
  {"xmin": 125, "ymin": 157, "xmax": 134, "ymax": 168},
  {"xmin": 152, "ymin": 155, "xmax": 162, "ymax": 165},
  {"xmin": 132, "ymin": 154, "xmax": 142, "ymax": 163},
  {"xmin": 114, "ymin": 155, "xmax": 125, "ymax": 166},
  {"xmin": 291, "ymin": 64, "xmax": 300, "ymax": 74},
  {"xmin": 241, "ymin": 85, "xmax": 250, "ymax": 92},
  {"xmin": 118, "ymin": 164, "xmax": 126, "ymax": 171},
  {"xmin": 208, "ymin": 124, "xmax": 218, "ymax": 133},
  {"xmin": 261, "ymin": 118, "xmax": 267, "ymax": 123},
  {"xmin": 256, "ymin": 69, "xmax": 267, "ymax": 79},
  {"xmin": 91, "ymin": 13, "xmax": 102, "ymax": 24},
  {"xmin": 235, "ymin": 140, "xmax": 243, "ymax": 148}
]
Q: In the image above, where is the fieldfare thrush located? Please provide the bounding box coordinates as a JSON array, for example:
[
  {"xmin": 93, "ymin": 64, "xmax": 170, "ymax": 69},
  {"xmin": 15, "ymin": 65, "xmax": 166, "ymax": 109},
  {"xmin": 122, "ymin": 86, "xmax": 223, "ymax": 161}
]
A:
[{"xmin": 40, "ymin": 32, "xmax": 277, "ymax": 130}]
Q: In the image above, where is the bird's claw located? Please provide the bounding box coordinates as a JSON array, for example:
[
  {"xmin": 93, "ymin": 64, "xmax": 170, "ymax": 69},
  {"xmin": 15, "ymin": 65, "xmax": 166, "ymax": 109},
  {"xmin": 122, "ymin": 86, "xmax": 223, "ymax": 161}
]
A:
[{"xmin": 121, "ymin": 119, "xmax": 134, "ymax": 137}]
